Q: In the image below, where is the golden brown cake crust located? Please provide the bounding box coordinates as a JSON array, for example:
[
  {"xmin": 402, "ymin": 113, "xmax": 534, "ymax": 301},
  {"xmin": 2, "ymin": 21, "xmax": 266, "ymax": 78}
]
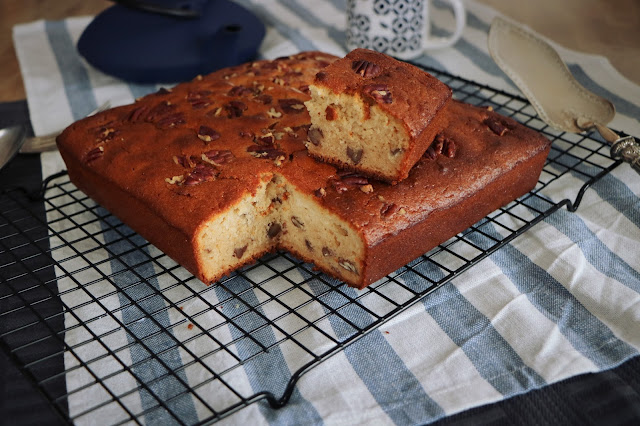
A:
[{"xmin": 57, "ymin": 52, "xmax": 550, "ymax": 289}]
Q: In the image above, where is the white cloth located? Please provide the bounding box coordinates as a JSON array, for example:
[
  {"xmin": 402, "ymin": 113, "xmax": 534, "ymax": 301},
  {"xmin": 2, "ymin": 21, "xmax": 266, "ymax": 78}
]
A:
[{"xmin": 12, "ymin": 0, "xmax": 640, "ymax": 425}]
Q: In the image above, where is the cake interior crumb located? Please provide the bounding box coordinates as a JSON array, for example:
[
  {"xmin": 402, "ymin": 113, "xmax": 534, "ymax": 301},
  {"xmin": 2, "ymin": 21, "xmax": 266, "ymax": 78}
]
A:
[
  {"xmin": 195, "ymin": 173, "xmax": 365, "ymax": 285},
  {"xmin": 305, "ymin": 85, "xmax": 409, "ymax": 177}
]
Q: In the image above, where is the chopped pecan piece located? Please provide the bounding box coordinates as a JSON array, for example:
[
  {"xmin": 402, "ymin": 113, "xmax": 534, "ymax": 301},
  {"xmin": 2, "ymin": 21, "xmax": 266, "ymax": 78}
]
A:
[
  {"xmin": 227, "ymin": 85, "xmax": 253, "ymax": 97},
  {"xmin": 260, "ymin": 61, "xmax": 279, "ymax": 70},
  {"xmin": 352, "ymin": 60, "xmax": 381, "ymax": 78},
  {"xmin": 146, "ymin": 101, "xmax": 175, "ymax": 120},
  {"xmin": 325, "ymin": 105, "xmax": 338, "ymax": 121},
  {"xmin": 186, "ymin": 90, "xmax": 212, "ymax": 108},
  {"xmin": 165, "ymin": 175, "xmax": 184, "ymax": 185},
  {"xmin": 360, "ymin": 184, "xmax": 374, "ymax": 193},
  {"xmin": 173, "ymin": 155, "xmax": 196, "ymax": 168},
  {"xmin": 380, "ymin": 202, "xmax": 399, "ymax": 218},
  {"xmin": 424, "ymin": 146, "xmax": 438, "ymax": 160},
  {"xmin": 225, "ymin": 100, "xmax": 247, "ymax": 118},
  {"xmin": 432, "ymin": 135, "xmax": 445, "ymax": 155},
  {"xmin": 267, "ymin": 223, "xmax": 281, "ymax": 238},
  {"xmin": 484, "ymin": 116, "xmax": 509, "ymax": 136},
  {"xmin": 291, "ymin": 216, "xmax": 304, "ymax": 228},
  {"xmin": 267, "ymin": 108, "xmax": 282, "ymax": 118},
  {"xmin": 308, "ymin": 127, "xmax": 323, "ymax": 146},
  {"xmin": 315, "ymin": 71, "xmax": 328, "ymax": 82},
  {"xmin": 331, "ymin": 179, "xmax": 349, "ymax": 193},
  {"xmin": 202, "ymin": 150, "xmax": 234, "ymax": 165},
  {"xmin": 254, "ymin": 94, "xmax": 273, "ymax": 104},
  {"xmin": 85, "ymin": 146, "xmax": 104, "ymax": 163},
  {"xmin": 363, "ymin": 84, "xmax": 393, "ymax": 104},
  {"xmin": 183, "ymin": 164, "xmax": 216, "ymax": 185},
  {"xmin": 247, "ymin": 145, "xmax": 286, "ymax": 159},
  {"xmin": 95, "ymin": 127, "xmax": 119, "ymax": 143},
  {"xmin": 338, "ymin": 258, "xmax": 358, "ymax": 274},
  {"xmin": 278, "ymin": 98, "xmax": 306, "ymax": 114},
  {"xmin": 197, "ymin": 125, "xmax": 220, "ymax": 142},
  {"xmin": 425, "ymin": 134, "xmax": 457, "ymax": 159},
  {"xmin": 341, "ymin": 174, "xmax": 368, "ymax": 186},
  {"xmin": 442, "ymin": 137, "xmax": 457, "ymax": 158},
  {"xmin": 156, "ymin": 112, "xmax": 186, "ymax": 129},
  {"xmin": 186, "ymin": 90, "xmax": 212, "ymax": 101},
  {"xmin": 330, "ymin": 171, "xmax": 369, "ymax": 193},
  {"xmin": 233, "ymin": 245, "xmax": 248, "ymax": 259},
  {"xmin": 189, "ymin": 98, "xmax": 210, "ymax": 109},
  {"xmin": 346, "ymin": 147, "xmax": 363, "ymax": 164},
  {"xmin": 256, "ymin": 134, "xmax": 275, "ymax": 146},
  {"xmin": 128, "ymin": 105, "xmax": 149, "ymax": 122},
  {"xmin": 337, "ymin": 170, "xmax": 369, "ymax": 186}
]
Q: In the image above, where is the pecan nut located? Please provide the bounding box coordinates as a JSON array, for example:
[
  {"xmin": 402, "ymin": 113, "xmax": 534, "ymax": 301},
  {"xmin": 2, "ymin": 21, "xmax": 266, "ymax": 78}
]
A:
[
  {"xmin": 197, "ymin": 125, "xmax": 220, "ymax": 142},
  {"xmin": 352, "ymin": 60, "xmax": 381, "ymax": 78},
  {"xmin": 308, "ymin": 127, "xmax": 323, "ymax": 146},
  {"xmin": 183, "ymin": 163, "xmax": 216, "ymax": 186},
  {"xmin": 484, "ymin": 116, "xmax": 509, "ymax": 136},
  {"xmin": 278, "ymin": 98, "xmax": 306, "ymax": 114},
  {"xmin": 85, "ymin": 146, "xmax": 104, "ymax": 163},
  {"xmin": 202, "ymin": 150, "xmax": 234, "ymax": 165},
  {"xmin": 225, "ymin": 100, "xmax": 247, "ymax": 118},
  {"xmin": 363, "ymin": 84, "xmax": 393, "ymax": 104},
  {"xmin": 380, "ymin": 202, "xmax": 399, "ymax": 218},
  {"xmin": 346, "ymin": 147, "xmax": 363, "ymax": 164},
  {"xmin": 247, "ymin": 145, "xmax": 286, "ymax": 160}
]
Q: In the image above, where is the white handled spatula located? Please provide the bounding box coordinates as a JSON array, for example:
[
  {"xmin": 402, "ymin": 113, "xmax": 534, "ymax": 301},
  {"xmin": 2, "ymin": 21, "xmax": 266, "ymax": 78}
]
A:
[{"xmin": 488, "ymin": 16, "xmax": 639, "ymax": 175}]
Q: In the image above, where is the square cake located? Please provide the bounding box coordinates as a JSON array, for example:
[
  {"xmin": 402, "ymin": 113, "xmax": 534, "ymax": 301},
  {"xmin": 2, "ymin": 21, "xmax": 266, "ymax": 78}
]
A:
[{"xmin": 56, "ymin": 52, "xmax": 551, "ymax": 289}]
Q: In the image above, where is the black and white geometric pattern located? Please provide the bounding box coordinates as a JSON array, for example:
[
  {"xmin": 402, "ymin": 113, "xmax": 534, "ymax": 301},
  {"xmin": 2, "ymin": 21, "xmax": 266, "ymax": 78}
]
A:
[{"xmin": 347, "ymin": 0, "xmax": 425, "ymax": 58}]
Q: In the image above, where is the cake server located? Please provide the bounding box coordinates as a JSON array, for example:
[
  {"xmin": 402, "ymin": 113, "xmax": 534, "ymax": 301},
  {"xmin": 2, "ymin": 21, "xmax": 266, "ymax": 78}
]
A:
[{"xmin": 488, "ymin": 16, "xmax": 640, "ymax": 175}]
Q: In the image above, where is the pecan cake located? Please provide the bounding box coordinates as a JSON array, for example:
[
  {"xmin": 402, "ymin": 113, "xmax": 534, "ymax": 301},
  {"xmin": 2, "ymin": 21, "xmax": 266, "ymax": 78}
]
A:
[
  {"xmin": 305, "ymin": 48, "xmax": 451, "ymax": 184},
  {"xmin": 56, "ymin": 52, "xmax": 551, "ymax": 289}
]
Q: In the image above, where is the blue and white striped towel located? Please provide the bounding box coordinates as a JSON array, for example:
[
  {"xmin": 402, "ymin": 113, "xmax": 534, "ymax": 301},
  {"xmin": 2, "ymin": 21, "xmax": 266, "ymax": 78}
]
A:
[{"xmin": 13, "ymin": 0, "xmax": 640, "ymax": 424}]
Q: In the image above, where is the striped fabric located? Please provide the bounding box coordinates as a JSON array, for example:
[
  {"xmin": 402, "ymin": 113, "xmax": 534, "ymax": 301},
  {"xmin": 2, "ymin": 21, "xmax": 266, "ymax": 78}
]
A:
[{"xmin": 12, "ymin": 0, "xmax": 640, "ymax": 424}]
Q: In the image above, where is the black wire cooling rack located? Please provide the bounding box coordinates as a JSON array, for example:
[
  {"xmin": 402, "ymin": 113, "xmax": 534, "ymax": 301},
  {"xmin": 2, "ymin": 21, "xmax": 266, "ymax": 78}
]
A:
[{"xmin": 0, "ymin": 67, "xmax": 625, "ymax": 425}]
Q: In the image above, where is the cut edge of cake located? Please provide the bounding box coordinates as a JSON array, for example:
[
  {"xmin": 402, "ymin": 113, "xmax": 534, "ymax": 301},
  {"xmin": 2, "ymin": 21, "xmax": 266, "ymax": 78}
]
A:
[{"xmin": 192, "ymin": 173, "xmax": 367, "ymax": 286}]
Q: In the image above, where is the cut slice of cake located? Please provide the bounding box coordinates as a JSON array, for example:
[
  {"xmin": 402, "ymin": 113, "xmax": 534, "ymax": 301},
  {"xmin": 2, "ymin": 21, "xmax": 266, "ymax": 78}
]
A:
[{"xmin": 304, "ymin": 48, "xmax": 452, "ymax": 184}]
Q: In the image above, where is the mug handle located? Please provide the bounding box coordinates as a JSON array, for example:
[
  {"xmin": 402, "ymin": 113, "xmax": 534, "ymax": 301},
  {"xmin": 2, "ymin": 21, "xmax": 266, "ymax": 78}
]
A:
[{"xmin": 423, "ymin": 0, "xmax": 466, "ymax": 50}]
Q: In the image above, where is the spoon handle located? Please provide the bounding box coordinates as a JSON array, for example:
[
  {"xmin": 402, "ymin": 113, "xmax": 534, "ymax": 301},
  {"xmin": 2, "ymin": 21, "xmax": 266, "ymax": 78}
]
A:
[
  {"xmin": 18, "ymin": 101, "xmax": 111, "ymax": 154},
  {"xmin": 19, "ymin": 133, "xmax": 58, "ymax": 153}
]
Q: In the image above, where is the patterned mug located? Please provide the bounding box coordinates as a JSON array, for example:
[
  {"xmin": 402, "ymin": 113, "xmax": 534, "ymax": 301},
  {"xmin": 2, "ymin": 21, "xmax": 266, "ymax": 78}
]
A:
[{"xmin": 346, "ymin": 0, "xmax": 466, "ymax": 60}]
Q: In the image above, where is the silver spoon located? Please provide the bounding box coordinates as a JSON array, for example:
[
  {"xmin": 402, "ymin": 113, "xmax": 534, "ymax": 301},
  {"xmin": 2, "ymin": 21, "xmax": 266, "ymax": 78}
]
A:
[
  {"xmin": 0, "ymin": 101, "xmax": 111, "ymax": 171},
  {"xmin": 488, "ymin": 17, "xmax": 639, "ymax": 175},
  {"xmin": 0, "ymin": 125, "xmax": 28, "ymax": 172}
]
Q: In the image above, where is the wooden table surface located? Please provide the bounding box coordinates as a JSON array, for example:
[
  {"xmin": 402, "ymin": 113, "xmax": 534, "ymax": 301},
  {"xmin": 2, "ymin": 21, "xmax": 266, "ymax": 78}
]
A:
[{"xmin": 1, "ymin": 0, "xmax": 639, "ymax": 102}]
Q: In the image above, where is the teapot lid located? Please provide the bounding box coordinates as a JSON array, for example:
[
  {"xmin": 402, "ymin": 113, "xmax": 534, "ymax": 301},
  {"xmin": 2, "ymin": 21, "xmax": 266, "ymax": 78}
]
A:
[{"xmin": 78, "ymin": 0, "xmax": 265, "ymax": 83}]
